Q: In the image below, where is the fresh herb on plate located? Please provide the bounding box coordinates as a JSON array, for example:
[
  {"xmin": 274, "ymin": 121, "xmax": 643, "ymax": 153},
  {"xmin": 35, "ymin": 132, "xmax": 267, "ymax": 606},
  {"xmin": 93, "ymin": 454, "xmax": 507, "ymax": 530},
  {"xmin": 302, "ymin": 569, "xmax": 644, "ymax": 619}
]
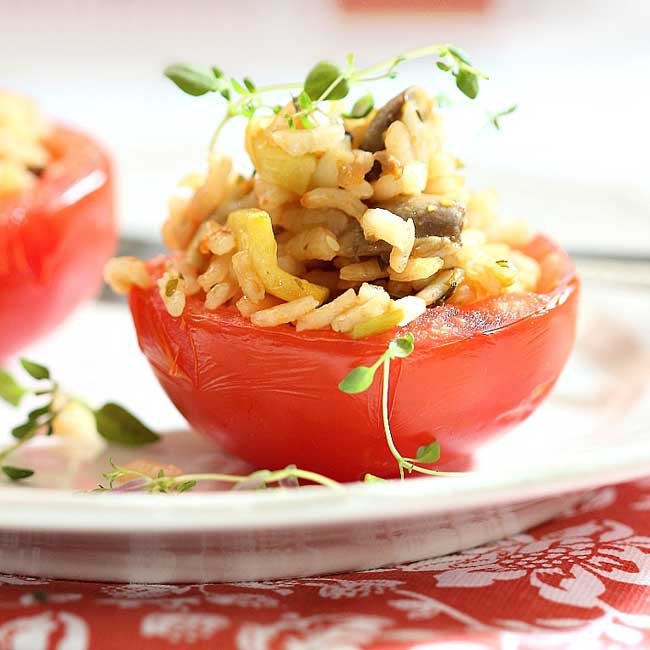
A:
[
  {"xmin": 0, "ymin": 359, "xmax": 158, "ymax": 481},
  {"xmin": 97, "ymin": 459, "xmax": 342, "ymax": 493},
  {"xmin": 339, "ymin": 336, "xmax": 463, "ymax": 479},
  {"xmin": 1, "ymin": 466, "xmax": 34, "ymax": 481},
  {"xmin": 164, "ymin": 44, "xmax": 489, "ymax": 152},
  {"xmin": 94, "ymin": 403, "xmax": 159, "ymax": 447}
]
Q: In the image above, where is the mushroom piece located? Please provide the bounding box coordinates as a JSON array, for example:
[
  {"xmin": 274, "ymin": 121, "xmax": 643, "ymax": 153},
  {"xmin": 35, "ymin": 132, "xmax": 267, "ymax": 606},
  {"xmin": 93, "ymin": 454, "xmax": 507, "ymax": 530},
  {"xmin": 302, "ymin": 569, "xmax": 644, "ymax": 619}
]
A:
[
  {"xmin": 359, "ymin": 86, "xmax": 427, "ymax": 154},
  {"xmin": 359, "ymin": 91, "xmax": 405, "ymax": 154},
  {"xmin": 373, "ymin": 195, "xmax": 465, "ymax": 242},
  {"xmin": 416, "ymin": 268, "xmax": 465, "ymax": 306},
  {"xmin": 337, "ymin": 222, "xmax": 392, "ymax": 258}
]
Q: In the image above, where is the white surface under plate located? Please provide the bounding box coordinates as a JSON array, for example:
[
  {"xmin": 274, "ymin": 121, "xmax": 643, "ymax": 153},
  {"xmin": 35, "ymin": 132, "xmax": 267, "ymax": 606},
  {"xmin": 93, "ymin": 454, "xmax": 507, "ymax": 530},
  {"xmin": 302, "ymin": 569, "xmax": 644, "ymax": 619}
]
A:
[{"xmin": 0, "ymin": 276, "xmax": 648, "ymax": 583}]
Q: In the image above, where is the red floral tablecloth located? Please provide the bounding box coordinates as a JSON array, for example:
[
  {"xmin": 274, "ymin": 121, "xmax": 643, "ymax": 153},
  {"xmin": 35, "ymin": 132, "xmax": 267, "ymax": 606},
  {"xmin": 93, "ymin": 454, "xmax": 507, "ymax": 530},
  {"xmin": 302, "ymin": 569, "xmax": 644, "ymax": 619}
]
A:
[{"xmin": 2, "ymin": 479, "xmax": 650, "ymax": 649}]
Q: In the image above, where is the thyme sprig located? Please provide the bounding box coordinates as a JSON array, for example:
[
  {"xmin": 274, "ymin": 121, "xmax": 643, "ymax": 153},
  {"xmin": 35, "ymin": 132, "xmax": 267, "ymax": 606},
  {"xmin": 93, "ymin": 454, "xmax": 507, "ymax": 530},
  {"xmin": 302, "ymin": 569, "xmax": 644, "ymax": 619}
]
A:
[
  {"xmin": 339, "ymin": 335, "xmax": 464, "ymax": 480},
  {"xmin": 0, "ymin": 359, "xmax": 158, "ymax": 482},
  {"xmin": 164, "ymin": 43, "xmax": 488, "ymax": 153},
  {"xmin": 98, "ymin": 460, "xmax": 342, "ymax": 493},
  {"xmin": 488, "ymin": 104, "xmax": 518, "ymax": 130}
]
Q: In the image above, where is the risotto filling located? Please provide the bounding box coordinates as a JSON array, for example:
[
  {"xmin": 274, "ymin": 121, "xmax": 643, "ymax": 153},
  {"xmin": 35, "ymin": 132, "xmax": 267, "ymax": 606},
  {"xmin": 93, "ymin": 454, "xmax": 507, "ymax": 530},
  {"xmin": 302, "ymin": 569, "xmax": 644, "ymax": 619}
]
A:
[
  {"xmin": 107, "ymin": 75, "xmax": 538, "ymax": 338},
  {"xmin": 0, "ymin": 92, "xmax": 51, "ymax": 198}
]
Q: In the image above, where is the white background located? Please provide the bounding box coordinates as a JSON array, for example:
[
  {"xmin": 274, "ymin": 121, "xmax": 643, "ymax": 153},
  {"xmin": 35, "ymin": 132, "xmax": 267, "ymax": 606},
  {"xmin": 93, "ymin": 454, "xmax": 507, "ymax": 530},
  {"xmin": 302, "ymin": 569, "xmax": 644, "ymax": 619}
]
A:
[{"xmin": 1, "ymin": 0, "xmax": 649, "ymax": 252}]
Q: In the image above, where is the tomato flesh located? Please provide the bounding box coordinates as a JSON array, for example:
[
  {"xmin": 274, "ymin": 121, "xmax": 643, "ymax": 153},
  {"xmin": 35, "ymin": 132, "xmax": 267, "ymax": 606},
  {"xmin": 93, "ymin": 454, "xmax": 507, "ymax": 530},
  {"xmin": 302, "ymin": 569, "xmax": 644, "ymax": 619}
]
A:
[
  {"xmin": 0, "ymin": 126, "xmax": 116, "ymax": 361},
  {"xmin": 129, "ymin": 235, "xmax": 579, "ymax": 481}
]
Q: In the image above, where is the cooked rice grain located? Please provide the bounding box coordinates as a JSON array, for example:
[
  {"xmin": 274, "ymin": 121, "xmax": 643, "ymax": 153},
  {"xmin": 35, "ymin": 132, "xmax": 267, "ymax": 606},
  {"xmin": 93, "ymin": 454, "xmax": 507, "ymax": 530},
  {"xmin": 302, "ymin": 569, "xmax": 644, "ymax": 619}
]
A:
[
  {"xmin": 184, "ymin": 156, "xmax": 232, "ymax": 233},
  {"xmin": 392, "ymin": 295, "xmax": 427, "ymax": 325},
  {"xmin": 104, "ymin": 257, "xmax": 152, "ymax": 295},
  {"xmin": 251, "ymin": 296, "xmax": 319, "ymax": 328},
  {"xmin": 205, "ymin": 228, "xmax": 236, "ymax": 256},
  {"xmin": 198, "ymin": 255, "xmax": 232, "ymax": 292},
  {"xmin": 339, "ymin": 259, "xmax": 388, "ymax": 282},
  {"xmin": 345, "ymin": 180, "xmax": 374, "ymax": 200},
  {"xmin": 361, "ymin": 208, "xmax": 415, "ymax": 258},
  {"xmin": 205, "ymin": 278, "xmax": 240, "ymax": 310},
  {"xmin": 254, "ymin": 177, "xmax": 297, "ymax": 213},
  {"xmin": 286, "ymin": 227, "xmax": 340, "ymax": 261},
  {"xmin": 280, "ymin": 207, "xmax": 350, "ymax": 235},
  {"xmin": 358, "ymin": 282, "xmax": 390, "ymax": 304},
  {"xmin": 295, "ymin": 288, "xmax": 357, "ymax": 331},
  {"xmin": 337, "ymin": 150, "xmax": 374, "ymax": 188},
  {"xmin": 331, "ymin": 294, "xmax": 390, "ymax": 333},
  {"xmin": 301, "ymin": 188, "xmax": 366, "ymax": 219},
  {"xmin": 231, "ymin": 251, "xmax": 265, "ymax": 303},
  {"xmin": 389, "ymin": 256, "xmax": 444, "ymax": 282},
  {"xmin": 157, "ymin": 271, "xmax": 186, "ymax": 317},
  {"xmin": 384, "ymin": 120, "xmax": 414, "ymax": 164},
  {"xmin": 235, "ymin": 295, "xmax": 282, "ymax": 317}
]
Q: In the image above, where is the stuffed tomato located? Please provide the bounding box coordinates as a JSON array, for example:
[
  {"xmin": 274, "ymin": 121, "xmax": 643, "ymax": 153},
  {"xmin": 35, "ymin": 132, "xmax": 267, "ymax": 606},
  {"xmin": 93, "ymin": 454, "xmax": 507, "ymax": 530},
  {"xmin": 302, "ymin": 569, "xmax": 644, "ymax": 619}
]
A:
[
  {"xmin": 128, "ymin": 234, "xmax": 577, "ymax": 480},
  {"xmin": 0, "ymin": 92, "xmax": 116, "ymax": 361},
  {"xmin": 107, "ymin": 53, "xmax": 579, "ymax": 481}
]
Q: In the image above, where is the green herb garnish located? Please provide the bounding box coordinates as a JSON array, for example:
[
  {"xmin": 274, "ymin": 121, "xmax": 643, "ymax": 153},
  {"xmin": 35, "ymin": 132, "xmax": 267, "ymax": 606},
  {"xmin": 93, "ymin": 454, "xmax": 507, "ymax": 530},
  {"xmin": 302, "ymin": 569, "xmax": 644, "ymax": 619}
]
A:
[
  {"xmin": 339, "ymin": 333, "xmax": 415, "ymax": 394},
  {"xmin": 164, "ymin": 44, "xmax": 488, "ymax": 152},
  {"xmin": 0, "ymin": 370, "xmax": 26, "ymax": 407},
  {"xmin": 1, "ymin": 466, "xmax": 34, "ymax": 481},
  {"xmin": 20, "ymin": 359, "xmax": 50, "ymax": 381},
  {"xmin": 164, "ymin": 64, "xmax": 220, "ymax": 96},
  {"xmin": 488, "ymin": 104, "xmax": 518, "ymax": 130},
  {"xmin": 98, "ymin": 459, "xmax": 342, "ymax": 493},
  {"xmin": 0, "ymin": 360, "xmax": 159, "ymax": 481},
  {"xmin": 342, "ymin": 94, "xmax": 375, "ymax": 120},
  {"xmin": 304, "ymin": 61, "xmax": 350, "ymax": 101},
  {"xmin": 339, "ymin": 337, "xmax": 463, "ymax": 479},
  {"xmin": 415, "ymin": 441, "xmax": 441, "ymax": 464},
  {"xmin": 94, "ymin": 403, "xmax": 159, "ymax": 447}
]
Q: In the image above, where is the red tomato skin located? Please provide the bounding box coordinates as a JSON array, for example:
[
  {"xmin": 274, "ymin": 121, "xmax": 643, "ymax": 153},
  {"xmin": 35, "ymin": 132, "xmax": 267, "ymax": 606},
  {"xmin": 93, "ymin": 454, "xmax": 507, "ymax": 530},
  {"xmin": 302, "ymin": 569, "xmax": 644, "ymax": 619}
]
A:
[
  {"xmin": 130, "ymin": 235, "xmax": 579, "ymax": 481},
  {"xmin": 0, "ymin": 126, "xmax": 116, "ymax": 361}
]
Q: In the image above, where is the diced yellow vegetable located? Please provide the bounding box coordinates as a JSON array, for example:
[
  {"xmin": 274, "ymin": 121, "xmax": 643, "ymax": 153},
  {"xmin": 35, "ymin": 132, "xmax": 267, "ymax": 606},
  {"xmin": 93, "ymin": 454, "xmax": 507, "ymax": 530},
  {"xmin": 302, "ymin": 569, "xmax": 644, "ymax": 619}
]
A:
[
  {"xmin": 246, "ymin": 119, "xmax": 317, "ymax": 195},
  {"xmin": 227, "ymin": 209, "xmax": 329, "ymax": 304},
  {"xmin": 350, "ymin": 307, "xmax": 405, "ymax": 339}
]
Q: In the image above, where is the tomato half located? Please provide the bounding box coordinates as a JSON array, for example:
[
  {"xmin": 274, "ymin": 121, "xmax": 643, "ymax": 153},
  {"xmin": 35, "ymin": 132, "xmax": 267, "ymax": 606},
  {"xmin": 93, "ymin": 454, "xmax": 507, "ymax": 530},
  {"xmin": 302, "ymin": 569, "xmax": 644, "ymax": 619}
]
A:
[
  {"xmin": 0, "ymin": 125, "xmax": 116, "ymax": 361},
  {"xmin": 129, "ymin": 235, "xmax": 579, "ymax": 481}
]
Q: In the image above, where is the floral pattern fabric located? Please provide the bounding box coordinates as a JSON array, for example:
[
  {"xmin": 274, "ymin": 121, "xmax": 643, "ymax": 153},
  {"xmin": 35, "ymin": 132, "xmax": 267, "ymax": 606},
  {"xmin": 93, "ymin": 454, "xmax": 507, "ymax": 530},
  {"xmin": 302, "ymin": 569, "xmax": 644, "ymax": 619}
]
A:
[{"xmin": 2, "ymin": 480, "xmax": 650, "ymax": 650}]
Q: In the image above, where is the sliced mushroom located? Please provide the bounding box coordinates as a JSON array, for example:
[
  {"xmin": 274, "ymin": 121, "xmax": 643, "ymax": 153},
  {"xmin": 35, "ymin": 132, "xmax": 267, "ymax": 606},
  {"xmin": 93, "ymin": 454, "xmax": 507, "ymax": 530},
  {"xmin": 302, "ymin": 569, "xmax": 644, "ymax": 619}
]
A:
[
  {"xmin": 359, "ymin": 86, "xmax": 428, "ymax": 154},
  {"xmin": 359, "ymin": 91, "xmax": 407, "ymax": 154},
  {"xmin": 337, "ymin": 222, "xmax": 392, "ymax": 258},
  {"xmin": 416, "ymin": 268, "xmax": 465, "ymax": 306},
  {"xmin": 373, "ymin": 195, "xmax": 465, "ymax": 242}
]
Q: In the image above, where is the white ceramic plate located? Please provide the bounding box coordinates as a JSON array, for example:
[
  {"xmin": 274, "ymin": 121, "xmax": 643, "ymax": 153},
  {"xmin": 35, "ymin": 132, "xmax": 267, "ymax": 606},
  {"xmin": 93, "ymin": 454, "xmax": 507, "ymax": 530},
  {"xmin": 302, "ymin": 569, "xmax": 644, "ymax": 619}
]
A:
[{"xmin": 0, "ymin": 275, "xmax": 648, "ymax": 583}]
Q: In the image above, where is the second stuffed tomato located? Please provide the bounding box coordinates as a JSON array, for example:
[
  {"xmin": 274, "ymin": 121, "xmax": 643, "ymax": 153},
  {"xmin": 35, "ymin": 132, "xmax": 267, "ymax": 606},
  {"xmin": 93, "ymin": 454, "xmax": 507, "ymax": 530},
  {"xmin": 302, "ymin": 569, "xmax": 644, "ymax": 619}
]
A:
[{"xmin": 0, "ymin": 122, "xmax": 116, "ymax": 361}]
